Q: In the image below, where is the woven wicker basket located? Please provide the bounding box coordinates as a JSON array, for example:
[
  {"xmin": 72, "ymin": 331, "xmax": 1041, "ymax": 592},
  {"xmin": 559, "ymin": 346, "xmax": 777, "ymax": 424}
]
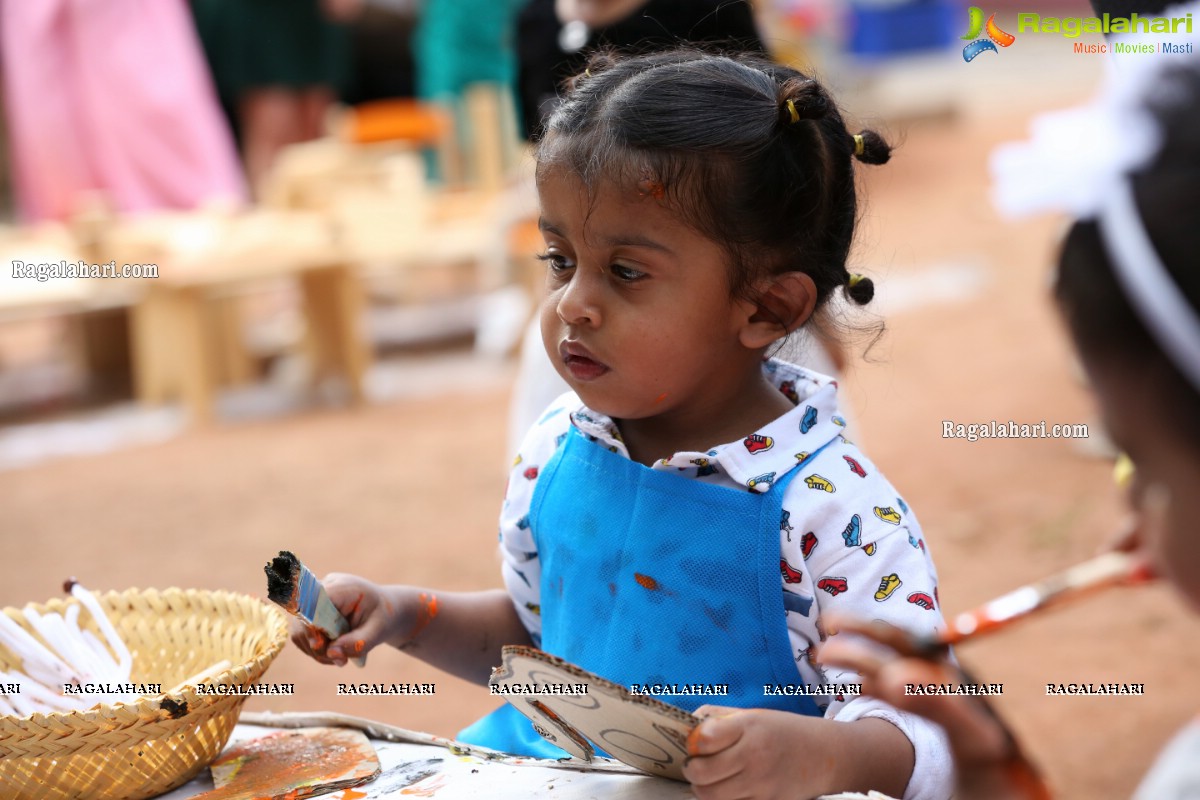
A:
[{"xmin": 0, "ymin": 588, "xmax": 289, "ymax": 800}]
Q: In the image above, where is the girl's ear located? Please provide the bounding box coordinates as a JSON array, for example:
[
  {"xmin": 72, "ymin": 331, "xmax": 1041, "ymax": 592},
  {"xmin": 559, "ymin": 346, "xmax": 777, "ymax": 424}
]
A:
[{"xmin": 738, "ymin": 272, "xmax": 818, "ymax": 350}]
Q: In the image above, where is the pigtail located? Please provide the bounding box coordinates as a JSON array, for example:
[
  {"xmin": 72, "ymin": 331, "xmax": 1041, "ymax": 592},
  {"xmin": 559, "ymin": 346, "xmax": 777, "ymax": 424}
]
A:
[
  {"xmin": 778, "ymin": 77, "xmax": 831, "ymax": 125},
  {"xmin": 542, "ymin": 48, "xmax": 889, "ymax": 321},
  {"xmin": 850, "ymin": 130, "xmax": 891, "ymax": 165},
  {"xmin": 777, "ymin": 79, "xmax": 892, "ymax": 167},
  {"xmin": 563, "ymin": 49, "xmax": 619, "ymax": 93},
  {"xmin": 844, "ymin": 273, "xmax": 875, "ymax": 305}
]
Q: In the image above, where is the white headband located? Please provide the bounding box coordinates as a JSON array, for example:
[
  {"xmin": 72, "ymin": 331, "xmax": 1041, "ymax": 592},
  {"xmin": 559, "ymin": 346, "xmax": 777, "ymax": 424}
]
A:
[
  {"xmin": 1099, "ymin": 182, "xmax": 1200, "ymax": 392},
  {"xmin": 990, "ymin": 1, "xmax": 1200, "ymax": 392}
]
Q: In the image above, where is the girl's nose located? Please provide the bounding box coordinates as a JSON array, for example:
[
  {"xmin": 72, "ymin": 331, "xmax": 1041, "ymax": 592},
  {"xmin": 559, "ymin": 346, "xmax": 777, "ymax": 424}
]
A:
[{"xmin": 556, "ymin": 271, "xmax": 601, "ymax": 326}]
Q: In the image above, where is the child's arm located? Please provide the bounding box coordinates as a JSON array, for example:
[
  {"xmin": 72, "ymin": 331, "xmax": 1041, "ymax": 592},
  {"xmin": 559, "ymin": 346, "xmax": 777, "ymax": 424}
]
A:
[
  {"xmin": 765, "ymin": 456, "xmax": 956, "ymax": 798},
  {"xmin": 290, "ymin": 575, "xmax": 533, "ymax": 685},
  {"xmin": 819, "ymin": 614, "xmax": 1049, "ymax": 800},
  {"xmin": 291, "ymin": 396, "xmax": 578, "ymax": 680},
  {"xmin": 683, "ymin": 707, "xmax": 914, "ymax": 799}
]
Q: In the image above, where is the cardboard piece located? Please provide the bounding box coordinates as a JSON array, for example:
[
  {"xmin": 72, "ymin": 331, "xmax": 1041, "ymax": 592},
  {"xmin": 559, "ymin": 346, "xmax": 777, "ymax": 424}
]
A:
[
  {"xmin": 489, "ymin": 645, "xmax": 699, "ymax": 781},
  {"xmin": 192, "ymin": 727, "xmax": 380, "ymax": 799}
]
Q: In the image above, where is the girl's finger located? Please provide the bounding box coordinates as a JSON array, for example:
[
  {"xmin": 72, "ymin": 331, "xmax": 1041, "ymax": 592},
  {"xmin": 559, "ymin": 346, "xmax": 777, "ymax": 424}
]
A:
[
  {"xmin": 823, "ymin": 612, "xmax": 931, "ymax": 658},
  {"xmin": 693, "ymin": 704, "xmax": 740, "ymax": 720},
  {"xmin": 683, "ymin": 753, "xmax": 747, "ymax": 795},
  {"xmin": 813, "ymin": 638, "xmax": 887, "ymax": 678},
  {"xmin": 686, "ymin": 711, "xmax": 750, "ymax": 757},
  {"xmin": 327, "ymin": 635, "xmax": 369, "ymax": 666}
]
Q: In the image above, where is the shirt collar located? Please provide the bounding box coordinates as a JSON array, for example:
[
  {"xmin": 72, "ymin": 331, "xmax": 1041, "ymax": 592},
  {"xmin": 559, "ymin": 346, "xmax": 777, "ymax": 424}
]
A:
[{"xmin": 568, "ymin": 359, "xmax": 847, "ymax": 491}]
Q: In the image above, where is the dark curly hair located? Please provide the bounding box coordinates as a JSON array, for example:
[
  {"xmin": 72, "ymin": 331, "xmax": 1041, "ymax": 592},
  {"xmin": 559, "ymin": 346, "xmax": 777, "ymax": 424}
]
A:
[{"xmin": 534, "ymin": 49, "xmax": 891, "ymax": 318}]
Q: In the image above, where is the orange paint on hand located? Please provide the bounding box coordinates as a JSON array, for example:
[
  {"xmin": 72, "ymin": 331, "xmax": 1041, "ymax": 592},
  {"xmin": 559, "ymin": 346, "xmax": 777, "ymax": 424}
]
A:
[
  {"xmin": 345, "ymin": 593, "xmax": 365, "ymax": 619},
  {"xmin": 405, "ymin": 592, "xmax": 440, "ymax": 642},
  {"xmin": 305, "ymin": 624, "xmax": 332, "ymax": 652},
  {"xmin": 686, "ymin": 723, "xmax": 705, "ymax": 757},
  {"xmin": 653, "ymin": 392, "xmax": 668, "ymax": 404},
  {"xmin": 634, "ymin": 573, "xmax": 660, "ymax": 591},
  {"xmin": 352, "ymin": 640, "xmax": 365, "ymax": 654}
]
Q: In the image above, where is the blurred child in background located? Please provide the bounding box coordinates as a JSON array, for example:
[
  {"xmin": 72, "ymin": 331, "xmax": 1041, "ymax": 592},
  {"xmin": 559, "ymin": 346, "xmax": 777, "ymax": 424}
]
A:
[
  {"xmin": 0, "ymin": 0, "xmax": 245, "ymax": 221},
  {"xmin": 191, "ymin": 0, "xmax": 361, "ymax": 195}
]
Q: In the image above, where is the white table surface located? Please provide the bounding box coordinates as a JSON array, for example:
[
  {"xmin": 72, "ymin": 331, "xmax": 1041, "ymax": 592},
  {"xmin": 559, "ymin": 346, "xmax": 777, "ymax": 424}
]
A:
[{"xmin": 157, "ymin": 722, "xmax": 696, "ymax": 800}]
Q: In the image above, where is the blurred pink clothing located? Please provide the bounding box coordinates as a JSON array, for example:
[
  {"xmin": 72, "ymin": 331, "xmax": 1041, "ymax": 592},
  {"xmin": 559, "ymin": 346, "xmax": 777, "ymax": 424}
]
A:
[{"xmin": 1, "ymin": 0, "xmax": 246, "ymax": 222}]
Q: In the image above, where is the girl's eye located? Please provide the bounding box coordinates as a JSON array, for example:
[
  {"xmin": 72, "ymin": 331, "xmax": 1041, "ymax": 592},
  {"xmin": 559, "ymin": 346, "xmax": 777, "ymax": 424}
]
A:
[
  {"xmin": 610, "ymin": 263, "xmax": 646, "ymax": 282},
  {"xmin": 535, "ymin": 252, "xmax": 574, "ymax": 272}
]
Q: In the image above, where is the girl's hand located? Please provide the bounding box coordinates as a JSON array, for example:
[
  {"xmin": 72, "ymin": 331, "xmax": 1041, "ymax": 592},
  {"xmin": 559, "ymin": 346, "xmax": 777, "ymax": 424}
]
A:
[
  {"xmin": 683, "ymin": 707, "xmax": 833, "ymax": 799},
  {"xmin": 682, "ymin": 705, "xmax": 912, "ymax": 799},
  {"xmin": 289, "ymin": 584, "xmax": 525, "ymax": 683},
  {"xmin": 288, "ymin": 574, "xmax": 424, "ymax": 667},
  {"xmin": 817, "ymin": 613, "xmax": 1051, "ymax": 800}
]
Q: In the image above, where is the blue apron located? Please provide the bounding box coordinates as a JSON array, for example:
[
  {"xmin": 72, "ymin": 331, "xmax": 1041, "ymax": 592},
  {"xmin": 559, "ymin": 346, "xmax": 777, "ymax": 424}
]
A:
[{"xmin": 458, "ymin": 428, "xmax": 821, "ymax": 756}]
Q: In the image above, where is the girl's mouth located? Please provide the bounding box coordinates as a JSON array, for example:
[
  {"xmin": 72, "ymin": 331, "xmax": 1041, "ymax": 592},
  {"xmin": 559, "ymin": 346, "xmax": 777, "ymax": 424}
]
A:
[{"xmin": 560, "ymin": 342, "xmax": 609, "ymax": 381}]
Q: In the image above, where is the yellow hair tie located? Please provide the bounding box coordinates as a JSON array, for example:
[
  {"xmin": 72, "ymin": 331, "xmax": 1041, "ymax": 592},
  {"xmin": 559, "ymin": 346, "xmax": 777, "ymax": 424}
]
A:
[
  {"xmin": 853, "ymin": 134, "xmax": 865, "ymax": 157},
  {"xmin": 848, "ymin": 273, "xmax": 865, "ymax": 288},
  {"xmin": 786, "ymin": 99, "xmax": 800, "ymax": 124}
]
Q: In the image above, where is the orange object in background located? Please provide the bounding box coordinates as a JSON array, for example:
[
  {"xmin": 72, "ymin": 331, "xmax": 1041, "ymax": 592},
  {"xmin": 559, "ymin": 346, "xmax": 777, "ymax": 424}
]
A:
[{"xmin": 341, "ymin": 99, "xmax": 452, "ymax": 146}]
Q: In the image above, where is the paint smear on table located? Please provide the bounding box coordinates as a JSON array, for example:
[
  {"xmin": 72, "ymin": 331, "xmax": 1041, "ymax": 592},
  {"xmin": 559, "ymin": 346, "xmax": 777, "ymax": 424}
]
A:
[
  {"xmin": 191, "ymin": 727, "xmax": 380, "ymax": 800},
  {"xmin": 400, "ymin": 774, "xmax": 449, "ymax": 797}
]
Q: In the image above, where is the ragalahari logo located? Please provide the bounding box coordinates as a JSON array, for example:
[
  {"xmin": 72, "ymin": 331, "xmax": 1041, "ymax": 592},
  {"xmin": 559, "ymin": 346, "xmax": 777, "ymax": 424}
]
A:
[{"xmin": 962, "ymin": 6, "xmax": 1016, "ymax": 61}]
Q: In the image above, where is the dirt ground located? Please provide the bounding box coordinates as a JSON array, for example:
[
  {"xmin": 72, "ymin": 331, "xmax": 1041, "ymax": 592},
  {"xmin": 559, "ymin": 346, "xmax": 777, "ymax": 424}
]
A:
[{"xmin": 3, "ymin": 92, "xmax": 1199, "ymax": 799}]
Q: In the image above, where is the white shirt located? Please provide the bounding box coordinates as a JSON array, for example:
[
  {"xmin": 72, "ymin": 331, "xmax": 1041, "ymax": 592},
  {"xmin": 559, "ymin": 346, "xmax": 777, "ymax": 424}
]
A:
[{"xmin": 498, "ymin": 359, "xmax": 954, "ymax": 799}]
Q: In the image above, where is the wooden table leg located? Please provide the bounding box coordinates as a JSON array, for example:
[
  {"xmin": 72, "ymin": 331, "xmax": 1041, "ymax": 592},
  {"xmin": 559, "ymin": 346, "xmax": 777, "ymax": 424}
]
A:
[
  {"xmin": 208, "ymin": 294, "xmax": 256, "ymax": 388},
  {"xmin": 76, "ymin": 307, "xmax": 133, "ymax": 398},
  {"xmin": 300, "ymin": 265, "xmax": 368, "ymax": 405},
  {"xmin": 131, "ymin": 286, "xmax": 217, "ymax": 422},
  {"xmin": 130, "ymin": 289, "xmax": 173, "ymax": 405},
  {"xmin": 174, "ymin": 287, "xmax": 217, "ymax": 422}
]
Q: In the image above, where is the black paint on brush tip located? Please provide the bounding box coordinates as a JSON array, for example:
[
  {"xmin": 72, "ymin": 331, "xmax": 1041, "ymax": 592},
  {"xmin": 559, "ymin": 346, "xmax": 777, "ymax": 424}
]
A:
[
  {"xmin": 160, "ymin": 697, "xmax": 189, "ymax": 719},
  {"xmin": 265, "ymin": 551, "xmax": 301, "ymax": 605}
]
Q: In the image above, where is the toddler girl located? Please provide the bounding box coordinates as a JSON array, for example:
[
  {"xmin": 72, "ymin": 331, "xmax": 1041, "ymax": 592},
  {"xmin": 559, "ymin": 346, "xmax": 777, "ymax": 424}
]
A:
[{"xmin": 299, "ymin": 49, "xmax": 953, "ymax": 800}]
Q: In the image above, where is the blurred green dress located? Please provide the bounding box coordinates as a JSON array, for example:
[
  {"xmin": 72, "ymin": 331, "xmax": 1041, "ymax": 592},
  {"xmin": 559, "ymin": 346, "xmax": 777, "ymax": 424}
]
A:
[
  {"xmin": 412, "ymin": 0, "xmax": 527, "ymax": 102},
  {"xmin": 191, "ymin": 0, "xmax": 353, "ymax": 99}
]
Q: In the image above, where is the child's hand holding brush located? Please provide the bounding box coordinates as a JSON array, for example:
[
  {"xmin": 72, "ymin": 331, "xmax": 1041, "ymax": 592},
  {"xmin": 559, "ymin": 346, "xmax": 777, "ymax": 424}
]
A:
[
  {"xmin": 816, "ymin": 493, "xmax": 1163, "ymax": 799},
  {"xmin": 267, "ymin": 551, "xmax": 532, "ymax": 681},
  {"xmin": 285, "ymin": 574, "xmax": 442, "ymax": 667},
  {"xmin": 817, "ymin": 614, "xmax": 1050, "ymax": 800}
]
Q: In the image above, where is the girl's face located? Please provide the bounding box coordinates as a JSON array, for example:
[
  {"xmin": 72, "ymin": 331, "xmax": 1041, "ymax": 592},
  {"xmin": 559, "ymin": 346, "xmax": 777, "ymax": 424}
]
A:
[
  {"xmin": 536, "ymin": 168, "xmax": 761, "ymax": 426},
  {"xmin": 1087, "ymin": 359, "xmax": 1200, "ymax": 608}
]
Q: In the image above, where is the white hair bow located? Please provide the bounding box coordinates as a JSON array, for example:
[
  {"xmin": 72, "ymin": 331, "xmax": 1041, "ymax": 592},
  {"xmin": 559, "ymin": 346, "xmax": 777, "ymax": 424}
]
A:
[{"xmin": 988, "ymin": 2, "xmax": 1200, "ymax": 392}]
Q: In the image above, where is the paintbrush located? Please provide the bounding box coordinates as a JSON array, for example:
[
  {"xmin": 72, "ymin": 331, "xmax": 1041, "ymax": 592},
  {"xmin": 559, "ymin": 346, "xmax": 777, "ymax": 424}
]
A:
[
  {"xmin": 914, "ymin": 551, "xmax": 1154, "ymax": 655},
  {"xmin": 265, "ymin": 551, "xmax": 365, "ymax": 667}
]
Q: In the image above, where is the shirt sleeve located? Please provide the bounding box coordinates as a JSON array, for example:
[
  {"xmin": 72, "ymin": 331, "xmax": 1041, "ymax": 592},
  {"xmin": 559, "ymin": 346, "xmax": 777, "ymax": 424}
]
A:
[
  {"xmin": 498, "ymin": 392, "xmax": 577, "ymax": 645},
  {"xmin": 811, "ymin": 517, "xmax": 952, "ymax": 799},
  {"xmin": 779, "ymin": 443, "xmax": 952, "ymax": 799},
  {"xmin": 834, "ymin": 697, "xmax": 955, "ymax": 800}
]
